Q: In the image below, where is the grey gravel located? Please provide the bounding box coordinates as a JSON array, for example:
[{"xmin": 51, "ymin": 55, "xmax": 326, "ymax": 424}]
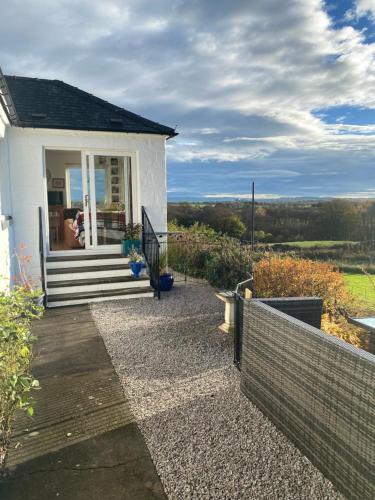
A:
[{"xmin": 91, "ymin": 281, "xmax": 342, "ymax": 500}]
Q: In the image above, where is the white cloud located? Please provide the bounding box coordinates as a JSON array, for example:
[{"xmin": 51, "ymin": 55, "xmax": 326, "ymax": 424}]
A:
[
  {"xmin": 167, "ymin": 187, "xmax": 190, "ymax": 193},
  {"xmin": 223, "ymin": 169, "xmax": 301, "ymax": 178},
  {"xmin": 1, "ymin": 0, "xmax": 375, "ymax": 197},
  {"xmin": 356, "ymin": 0, "xmax": 375, "ymax": 20},
  {"xmin": 190, "ymin": 128, "xmax": 220, "ymax": 135},
  {"xmin": 204, "ymin": 189, "xmax": 375, "ymax": 199},
  {"xmin": 203, "ymin": 193, "xmax": 299, "ymax": 199},
  {"xmin": 337, "ymin": 190, "xmax": 375, "ymax": 198}
]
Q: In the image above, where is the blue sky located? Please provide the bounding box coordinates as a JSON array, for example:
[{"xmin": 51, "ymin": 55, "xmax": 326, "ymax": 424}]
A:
[{"xmin": 0, "ymin": 0, "xmax": 375, "ymax": 200}]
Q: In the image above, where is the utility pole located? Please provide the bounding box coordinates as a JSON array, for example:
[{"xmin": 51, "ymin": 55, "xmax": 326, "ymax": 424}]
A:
[{"xmin": 251, "ymin": 181, "xmax": 255, "ymax": 249}]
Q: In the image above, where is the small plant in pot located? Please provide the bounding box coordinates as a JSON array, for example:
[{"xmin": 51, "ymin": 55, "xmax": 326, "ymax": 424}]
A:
[
  {"xmin": 122, "ymin": 223, "xmax": 142, "ymax": 256},
  {"xmin": 128, "ymin": 249, "xmax": 144, "ymax": 279},
  {"xmin": 159, "ymin": 251, "xmax": 174, "ymax": 292}
]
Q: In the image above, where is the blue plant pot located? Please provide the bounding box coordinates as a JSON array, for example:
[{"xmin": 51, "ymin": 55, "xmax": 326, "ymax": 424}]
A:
[
  {"xmin": 159, "ymin": 273, "xmax": 174, "ymax": 291},
  {"xmin": 122, "ymin": 239, "xmax": 141, "ymax": 256},
  {"xmin": 130, "ymin": 262, "xmax": 143, "ymax": 278}
]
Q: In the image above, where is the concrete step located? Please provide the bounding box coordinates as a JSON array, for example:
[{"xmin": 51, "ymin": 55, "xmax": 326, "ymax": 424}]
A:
[
  {"xmin": 47, "ymin": 287, "xmax": 154, "ymax": 307},
  {"xmin": 47, "ymin": 275, "xmax": 146, "ymax": 288},
  {"xmin": 46, "ymin": 266, "xmax": 132, "ymax": 282},
  {"xmin": 47, "ymin": 277, "xmax": 150, "ymax": 295},
  {"xmin": 46, "ymin": 253, "xmax": 125, "ymax": 262},
  {"xmin": 44, "ymin": 253, "xmax": 153, "ymax": 308},
  {"xmin": 46, "ymin": 257, "xmax": 129, "ymax": 270}
]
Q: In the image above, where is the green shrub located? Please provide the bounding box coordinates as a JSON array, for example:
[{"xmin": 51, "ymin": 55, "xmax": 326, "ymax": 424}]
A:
[
  {"xmin": 0, "ymin": 287, "xmax": 42, "ymax": 465},
  {"xmin": 205, "ymin": 244, "xmax": 253, "ymax": 289},
  {"xmin": 167, "ymin": 223, "xmax": 254, "ymax": 289},
  {"xmin": 167, "ymin": 237, "xmax": 215, "ymax": 279}
]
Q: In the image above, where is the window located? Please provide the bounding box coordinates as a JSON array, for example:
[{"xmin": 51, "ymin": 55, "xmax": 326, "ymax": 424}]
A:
[{"xmin": 65, "ymin": 166, "xmax": 83, "ymax": 208}]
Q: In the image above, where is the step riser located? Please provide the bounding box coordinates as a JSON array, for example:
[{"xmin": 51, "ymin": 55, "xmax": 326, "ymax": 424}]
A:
[
  {"xmin": 47, "ymin": 292, "xmax": 154, "ymax": 308},
  {"xmin": 46, "ymin": 258, "xmax": 129, "ymax": 269},
  {"xmin": 47, "ymin": 280, "xmax": 150, "ymax": 295},
  {"xmin": 47, "ymin": 269, "xmax": 132, "ymax": 282}
]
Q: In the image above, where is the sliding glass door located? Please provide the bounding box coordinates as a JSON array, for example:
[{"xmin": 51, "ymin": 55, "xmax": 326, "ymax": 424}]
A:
[{"xmin": 82, "ymin": 153, "xmax": 133, "ymax": 250}]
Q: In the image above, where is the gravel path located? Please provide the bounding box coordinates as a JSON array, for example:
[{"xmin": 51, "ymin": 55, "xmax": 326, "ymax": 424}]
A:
[{"xmin": 91, "ymin": 282, "xmax": 342, "ymax": 500}]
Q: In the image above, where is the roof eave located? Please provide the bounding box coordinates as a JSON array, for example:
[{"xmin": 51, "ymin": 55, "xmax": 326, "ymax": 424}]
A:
[
  {"xmin": 13, "ymin": 122, "xmax": 178, "ymax": 137},
  {"xmin": 0, "ymin": 93, "xmax": 10, "ymax": 124},
  {"xmin": 0, "ymin": 71, "xmax": 18, "ymax": 125},
  {"xmin": 167, "ymin": 131, "xmax": 178, "ymax": 140}
]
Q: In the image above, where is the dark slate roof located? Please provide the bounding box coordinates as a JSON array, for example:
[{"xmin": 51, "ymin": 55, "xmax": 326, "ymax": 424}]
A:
[{"xmin": 1, "ymin": 75, "xmax": 177, "ymax": 137}]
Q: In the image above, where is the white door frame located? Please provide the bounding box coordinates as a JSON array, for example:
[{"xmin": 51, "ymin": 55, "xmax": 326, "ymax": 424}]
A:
[{"xmin": 44, "ymin": 146, "xmax": 140, "ymax": 256}]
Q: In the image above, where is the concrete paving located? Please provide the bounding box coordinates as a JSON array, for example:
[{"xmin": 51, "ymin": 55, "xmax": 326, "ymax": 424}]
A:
[{"xmin": 0, "ymin": 306, "xmax": 166, "ymax": 500}]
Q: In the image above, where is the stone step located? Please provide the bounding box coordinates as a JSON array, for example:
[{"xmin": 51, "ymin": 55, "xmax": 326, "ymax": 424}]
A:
[
  {"xmin": 46, "ymin": 266, "xmax": 132, "ymax": 282},
  {"xmin": 46, "ymin": 258, "xmax": 129, "ymax": 270},
  {"xmin": 46, "ymin": 253, "xmax": 125, "ymax": 262},
  {"xmin": 47, "ymin": 277, "xmax": 150, "ymax": 296},
  {"xmin": 47, "ymin": 287, "xmax": 154, "ymax": 307}
]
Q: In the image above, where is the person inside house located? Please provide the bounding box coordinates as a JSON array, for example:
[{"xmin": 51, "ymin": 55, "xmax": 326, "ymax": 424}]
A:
[
  {"xmin": 63, "ymin": 208, "xmax": 85, "ymax": 249},
  {"xmin": 72, "ymin": 210, "xmax": 85, "ymax": 247}
]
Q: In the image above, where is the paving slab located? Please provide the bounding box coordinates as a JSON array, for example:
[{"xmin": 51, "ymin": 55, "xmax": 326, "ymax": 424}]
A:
[{"xmin": 0, "ymin": 305, "xmax": 166, "ymax": 500}]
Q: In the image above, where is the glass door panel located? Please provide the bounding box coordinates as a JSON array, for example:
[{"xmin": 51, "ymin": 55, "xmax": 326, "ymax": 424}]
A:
[
  {"xmin": 66, "ymin": 167, "xmax": 83, "ymax": 209},
  {"xmin": 84, "ymin": 154, "xmax": 132, "ymax": 248},
  {"xmin": 83, "ymin": 155, "xmax": 93, "ymax": 248}
]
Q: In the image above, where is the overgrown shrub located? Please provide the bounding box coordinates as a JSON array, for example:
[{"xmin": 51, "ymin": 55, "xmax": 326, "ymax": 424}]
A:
[
  {"xmin": 253, "ymin": 255, "xmax": 351, "ymax": 317},
  {"xmin": 205, "ymin": 244, "xmax": 253, "ymax": 289},
  {"xmin": 253, "ymin": 255, "xmax": 367, "ymax": 348},
  {"xmin": 167, "ymin": 223, "xmax": 253, "ymax": 289},
  {"xmin": 321, "ymin": 314, "xmax": 367, "ymax": 350},
  {"xmin": 0, "ymin": 287, "xmax": 42, "ymax": 465}
]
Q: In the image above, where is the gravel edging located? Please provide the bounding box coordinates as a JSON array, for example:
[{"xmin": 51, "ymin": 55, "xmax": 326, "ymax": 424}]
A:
[{"xmin": 91, "ymin": 282, "xmax": 342, "ymax": 500}]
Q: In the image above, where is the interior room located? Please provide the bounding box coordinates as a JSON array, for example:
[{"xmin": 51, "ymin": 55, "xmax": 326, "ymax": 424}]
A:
[
  {"xmin": 45, "ymin": 149, "xmax": 130, "ymax": 251},
  {"xmin": 45, "ymin": 149, "xmax": 84, "ymax": 251}
]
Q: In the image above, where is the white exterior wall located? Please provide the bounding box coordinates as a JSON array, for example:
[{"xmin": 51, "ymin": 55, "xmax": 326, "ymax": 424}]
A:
[
  {"xmin": 0, "ymin": 108, "xmax": 12, "ymax": 290},
  {"xmin": 7, "ymin": 127, "xmax": 168, "ymax": 284}
]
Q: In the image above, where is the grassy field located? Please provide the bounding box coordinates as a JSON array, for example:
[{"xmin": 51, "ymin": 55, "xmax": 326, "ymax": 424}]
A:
[
  {"xmin": 344, "ymin": 273, "xmax": 375, "ymax": 311},
  {"xmin": 279, "ymin": 240, "xmax": 357, "ymax": 248}
]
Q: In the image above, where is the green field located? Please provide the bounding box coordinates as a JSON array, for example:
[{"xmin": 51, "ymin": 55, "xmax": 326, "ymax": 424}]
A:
[
  {"xmin": 280, "ymin": 240, "xmax": 357, "ymax": 248},
  {"xmin": 344, "ymin": 273, "xmax": 375, "ymax": 310}
]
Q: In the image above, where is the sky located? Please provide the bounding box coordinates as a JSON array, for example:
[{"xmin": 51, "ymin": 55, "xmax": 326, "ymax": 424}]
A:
[{"xmin": 1, "ymin": 0, "xmax": 375, "ymax": 201}]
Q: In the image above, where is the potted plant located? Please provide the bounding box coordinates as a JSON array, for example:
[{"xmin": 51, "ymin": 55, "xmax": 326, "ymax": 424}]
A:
[
  {"xmin": 122, "ymin": 223, "xmax": 142, "ymax": 256},
  {"xmin": 158, "ymin": 251, "xmax": 174, "ymax": 291},
  {"xmin": 128, "ymin": 249, "xmax": 144, "ymax": 278}
]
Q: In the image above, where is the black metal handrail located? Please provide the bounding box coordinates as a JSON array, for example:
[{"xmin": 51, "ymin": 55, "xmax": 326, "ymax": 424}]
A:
[
  {"xmin": 141, "ymin": 206, "xmax": 160, "ymax": 299},
  {"xmin": 38, "ymin": 207, "xmax": 47, "ymax": 306}
]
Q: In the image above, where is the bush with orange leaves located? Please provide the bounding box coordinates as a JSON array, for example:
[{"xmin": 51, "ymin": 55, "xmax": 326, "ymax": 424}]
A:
[
  {"xmin": 253, "ymin": 255, "xmax": 367, "ymax": 349},
  {"xmin": 254, "ymin": 255, "xmax": 350, "ymax": 317}
]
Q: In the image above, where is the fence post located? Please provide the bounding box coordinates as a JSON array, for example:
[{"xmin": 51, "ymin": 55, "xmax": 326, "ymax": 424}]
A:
[{"xmin": 233, "ymin": 293, "xmax": 243, "ymax": 369}]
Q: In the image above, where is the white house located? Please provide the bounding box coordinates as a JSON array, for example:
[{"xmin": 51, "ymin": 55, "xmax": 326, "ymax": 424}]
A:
[{"xmin": 0, "ymin": 69, "xmax": 176, "ymax": 306}]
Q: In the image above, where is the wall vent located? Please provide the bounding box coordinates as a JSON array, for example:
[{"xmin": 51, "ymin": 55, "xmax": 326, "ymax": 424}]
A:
[
  {"xmin": 110, "ymin": 117, "xmax": 123, "ymax": 124},
  {"xmin": 31, "ymin": 112, "xmax": 47, "ymax": 119}
]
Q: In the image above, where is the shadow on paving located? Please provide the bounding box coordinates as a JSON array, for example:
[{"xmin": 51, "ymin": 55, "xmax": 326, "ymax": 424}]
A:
[{"xmin": 0, "ymin": 305, "xmax": 166, "ymax": 500}]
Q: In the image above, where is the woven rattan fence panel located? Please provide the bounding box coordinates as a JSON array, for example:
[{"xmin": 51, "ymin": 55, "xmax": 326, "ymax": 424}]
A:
[
  {"xmin": 241, "ymin": 300, "xmax": 375, "ymax": 500},
  {"xmin": 256, "ymin": 297, "xmax": 323, "ymax": 329}
]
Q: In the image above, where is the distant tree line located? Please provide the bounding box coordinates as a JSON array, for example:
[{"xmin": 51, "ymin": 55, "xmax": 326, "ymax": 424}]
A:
[{"xmin": 167, "ymin": 199, "xmax": 375, "ymax": 244}]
